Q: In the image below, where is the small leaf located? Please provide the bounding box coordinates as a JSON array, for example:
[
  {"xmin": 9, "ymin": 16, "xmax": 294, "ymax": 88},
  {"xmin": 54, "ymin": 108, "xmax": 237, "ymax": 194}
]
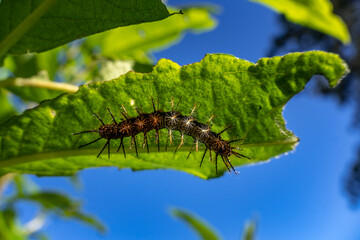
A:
[
  {"xmin": 242, "ymin": 221, "xmax": 256, "ymax": 240},
  {"xmin": 171, "ymin": 208, "xmax": 220, "ymax": 240},
  {"xmin": 66, "ymin": 211, "xmax": 106, "ymax": 233},
  {"xmin": 0, "ymin": 51, "xmax": 349, "ymax": 178},
  {"xmin": 252, "ymin": 0, "xmax": 351, "ymax": 44},
  {"xmin": 0, "ymin": 0, "xmax": 171, "ymax": 56},
  {"xmin": 19, "ymin": 192, "xmax": 106, "ymax": 233}
]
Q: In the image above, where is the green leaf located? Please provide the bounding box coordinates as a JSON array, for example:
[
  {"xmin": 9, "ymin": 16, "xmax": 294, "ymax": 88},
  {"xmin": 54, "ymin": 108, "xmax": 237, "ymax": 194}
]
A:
[
  {"xmin": 171, "ymin": 208, "xmax": 220, "ymax": 240},
  {"xmin": 0, "ymin": 89, "xmax": 16, "ymax": 125},
  {"xmin": 0, "ymin": 51, "xmax": 349, "ymax": 178},
  {"xmin": 83, "ymin": 7, "xmax": 216, "ymax": 63},
  {"xmin": 242, "ymin": 221, "xmax": 256, "ymax": 240},
  {"xmin": 18, "ymin": 191, "xmax": 106, "ymax": 233},
  {"xmin": 0, "ymin": 0, "xmax": 171, "ymax": 57},
  {"xmin": 0, "ymin": 209, "xmax": 27, "ymax": 240},
  {"xmin": 251, "ymin": 0, "xmax": 351, "ymax": 44}
]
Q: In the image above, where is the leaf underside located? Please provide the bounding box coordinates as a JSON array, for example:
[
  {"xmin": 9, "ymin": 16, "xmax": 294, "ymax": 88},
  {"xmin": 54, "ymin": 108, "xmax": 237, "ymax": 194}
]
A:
[
  {"xmin": 0, "ymin": 51, "xmax": 349, "ymax": 179},
  {"xmin": 0, "ymin": 0, "xmax": 170, "ymax": 54}
]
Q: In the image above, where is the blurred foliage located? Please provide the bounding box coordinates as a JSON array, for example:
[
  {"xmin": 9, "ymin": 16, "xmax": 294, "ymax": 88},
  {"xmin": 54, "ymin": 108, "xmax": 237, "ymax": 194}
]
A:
[
  {"xmin": 252, "ymin": 0, "xmax": 351, "ymax": 43},
  {"xmin": 266, "ymin": 0, "xmax": 360, "ymax": 206},
  {"xmin": 0, "ymin": 89, "xmax": 16, "ymax": 125},
  {"xmin": 171, "ymin": 208, "xmax": 256, "ymax": 240},
  {"xmin": 0, "ymin": 174, "xmax": 105, "ymax": 239}
]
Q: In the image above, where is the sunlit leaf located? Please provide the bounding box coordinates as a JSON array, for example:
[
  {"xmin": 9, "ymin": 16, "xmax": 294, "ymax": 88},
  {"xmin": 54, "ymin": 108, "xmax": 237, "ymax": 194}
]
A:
[
  {"xmin": 251, "ymin": 0, "xmax": 351, "ymax": 44},
  {"xmin": 0, "ymin": 51, "xmax": 349, "ymax": 179}
]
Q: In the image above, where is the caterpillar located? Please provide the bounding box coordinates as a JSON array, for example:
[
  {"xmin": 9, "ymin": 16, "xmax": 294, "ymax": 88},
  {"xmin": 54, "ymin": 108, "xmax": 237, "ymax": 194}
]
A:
[{"xmin": 72, "ymin": 98, "xmax": 249, "ymax": 174}]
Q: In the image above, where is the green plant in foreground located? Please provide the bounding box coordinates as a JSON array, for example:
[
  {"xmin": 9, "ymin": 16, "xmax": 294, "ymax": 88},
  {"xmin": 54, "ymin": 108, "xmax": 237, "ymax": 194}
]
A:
[
  {"xmin": 0, "ymin": 174, "xmax": 105, "ymax": 240},
  {"xmin": 171, "ymin": 207, "xmax": 256, "ymax": 240}
]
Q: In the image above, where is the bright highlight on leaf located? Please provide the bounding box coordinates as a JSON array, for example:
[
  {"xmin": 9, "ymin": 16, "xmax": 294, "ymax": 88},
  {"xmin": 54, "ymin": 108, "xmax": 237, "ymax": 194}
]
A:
[
  {"xmin": 0, "ymin": 51, "xmax": 349, "ymax": 179},
  {"xmin": 251, "ymin": 0, "xmax": 351, "ymax": 44}
]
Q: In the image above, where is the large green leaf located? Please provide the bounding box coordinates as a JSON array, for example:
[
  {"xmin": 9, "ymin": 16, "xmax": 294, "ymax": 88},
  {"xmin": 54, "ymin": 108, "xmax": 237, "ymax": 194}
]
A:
[
  {"xmin": 251, "ymin": 0, "xmax": 351, "ymax": 44},
  {"xmin": 0, "ymin": 0, "xmax": 171, "ymax": 57},
  {"xmin": 0, "ymin": 51, "xmax": 348, "ymax": 179}
]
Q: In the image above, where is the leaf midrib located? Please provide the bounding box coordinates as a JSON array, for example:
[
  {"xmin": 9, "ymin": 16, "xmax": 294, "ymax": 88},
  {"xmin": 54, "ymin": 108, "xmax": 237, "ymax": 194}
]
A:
[{"xmin": 0, "ymin": 138, "xmax": 298, "ymax": 169}]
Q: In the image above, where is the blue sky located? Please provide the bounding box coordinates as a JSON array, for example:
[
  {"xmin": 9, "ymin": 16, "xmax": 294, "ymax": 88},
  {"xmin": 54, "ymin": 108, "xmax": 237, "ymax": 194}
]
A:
[{"xmin": 22, "ymin": 0, "xmax": 360, "ymax": 239}]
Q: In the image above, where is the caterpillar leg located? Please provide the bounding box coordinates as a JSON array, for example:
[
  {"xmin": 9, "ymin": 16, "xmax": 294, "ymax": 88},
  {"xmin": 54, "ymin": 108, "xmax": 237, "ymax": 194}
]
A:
[
  {"xmin": 189, "ymin": 103, "xmax": 197, "ymax": 117},
  {"xmin": 155, "ymin": 129, "xmax": 160, "ymax": 152},
  {"xmin": 232, "ymin": 151, "xmax": 250, "ymax": 159},
  {"xmin": 132, "ymin": 136, "xmax": 139, "ymax": 157},
  {"xmin": 165, "ymin": 129, "xmax": 173, "ymax": 151},
  {"xmin": 186, "ymin": 145, "xmax": 194, "ymax": 159},
  {"xmin": 135, "ymin": 106, "xmax": 142, "ymax": 115},
  {"xmin": 120, "ymin": 105, "xmax": 130, "ymax": 120},
  {"xmin": 206, "ymin": 115, "xmax": 215, "ymax": 124},
  {"xmin": 108, "ymin": 139, "xmax": 111, "ymax": 159},
  {"xmin": 106, "ymin": 108, "xmax": 117, "ymax": 124},
  {"xmin": 97, "ymin": 139, "xmax": 110, "ymax": 158},
  {"xmin": 72, "ymin": 130, "xmax": 99, "ymax": 136},
  {"xmin": 150, "ymin": 97, "xmax": 157, "ymax": 112},
  {"xmin": 226, "ymin": 156, "xmax": 237, "ymax": 174},
  {"xmin": 200, "ymin": 148, "xmax": 208, "ymax": 167},
  {"xmin": 218, "ymin": 125, "xmax": 232, "ymax": 136},
  {"xmin": 143, "ymin": 133, "xmax": 150, "ymax": 153},
  {"xmin": 93, "ymin": 113, "xmax": 105, "ymax": 126},
  {"xmin": 186, "ymin": 139, "xmax": 200, "ymax": 159},
  {"xmin": 117, "ymin": 138, "xmax": 126, "ymax": 158},
  {"xmin": 221, "ymin": 155, "xmax": 231, "ymax": 173},
  {"xmin": 221, "ymin": 156, "xmax": 238, "ymax": 174},
  {"xmin": 174, "ymin": 133, "xmax": 184, "ymax": 154},
  {"xmin": 78, "ymin": 137, "xmax": 102, "ymax": 148},
  {"xmin": 215, "ymin": 154, "xmax": 219, "ymax": 174}
]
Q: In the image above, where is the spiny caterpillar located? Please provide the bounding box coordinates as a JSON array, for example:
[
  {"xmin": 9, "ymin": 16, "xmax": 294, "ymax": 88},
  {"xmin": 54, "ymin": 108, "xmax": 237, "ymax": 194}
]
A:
[{"xmin": 73, "ymin": 98, "xmax": 249, "ymax": 174}]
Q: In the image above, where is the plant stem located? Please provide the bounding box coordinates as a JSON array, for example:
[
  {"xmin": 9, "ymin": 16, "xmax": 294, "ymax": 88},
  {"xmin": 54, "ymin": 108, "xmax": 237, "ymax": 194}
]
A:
[
  {"xmin": 0, "ymin": 0, "xmax": 59, "ymax": 58},
  {"xmin": 0, "ymin": 78, "xmax": 78, "ymax": 93}
]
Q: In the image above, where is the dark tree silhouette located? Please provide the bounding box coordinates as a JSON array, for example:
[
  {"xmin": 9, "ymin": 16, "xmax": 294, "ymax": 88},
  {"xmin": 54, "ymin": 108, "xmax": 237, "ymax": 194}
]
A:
[{"xmin": 268, "ymin": 0, "xmax": 360, "ymax": 206}]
